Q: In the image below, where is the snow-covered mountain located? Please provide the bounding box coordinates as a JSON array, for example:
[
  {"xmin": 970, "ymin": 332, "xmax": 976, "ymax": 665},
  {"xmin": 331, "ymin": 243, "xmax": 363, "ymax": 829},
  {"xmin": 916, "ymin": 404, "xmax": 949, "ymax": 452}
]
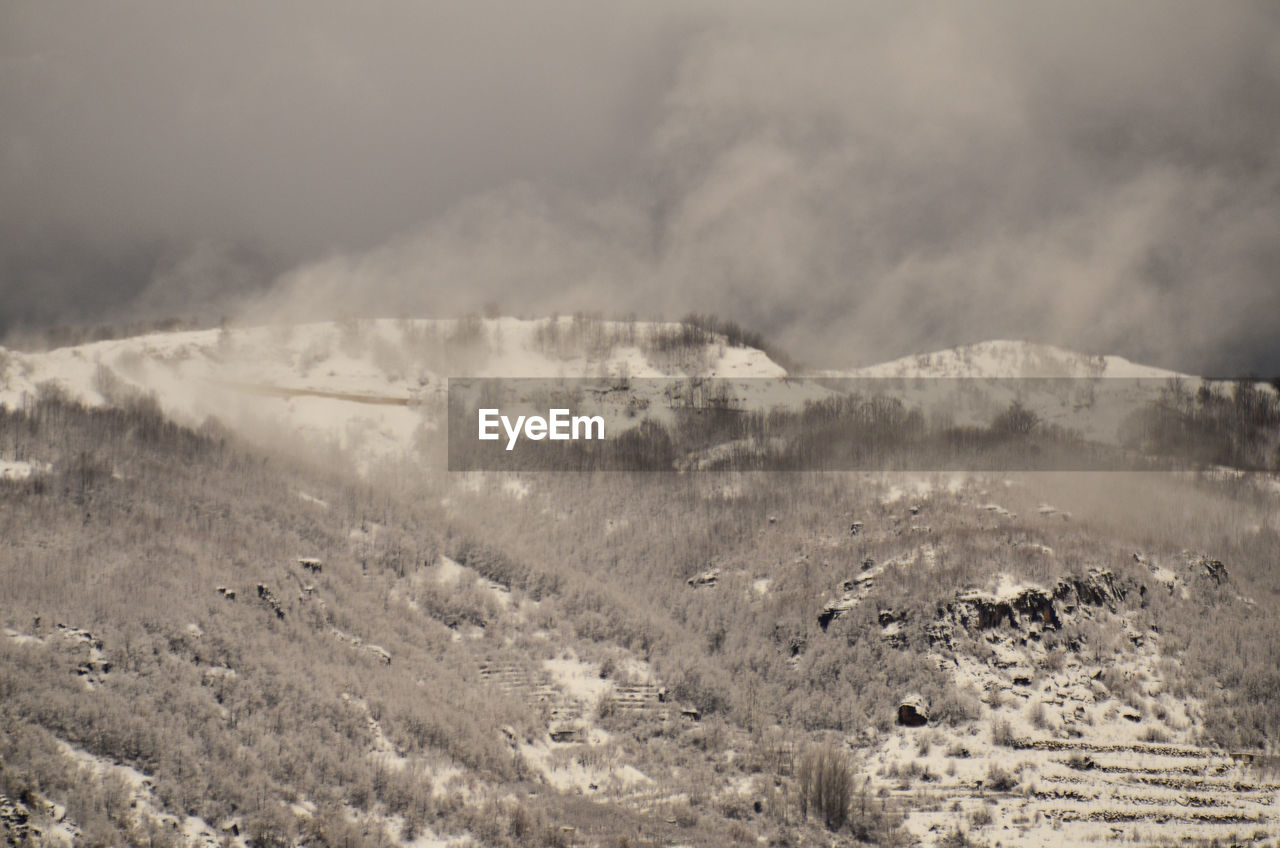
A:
[
  {"xmin": 0, "ymin": 323, "xmax": 1235, "ymax": 468},
  {"xmin": 815, "ymin": 340, "xmax": 1207, "ymax": 447},
  {"xmin": 5, "ymin": 322, "xmax": 1279, "ymax": 847},
  {"xmin": 838, "ymin": 339, "xmax": 1186, "ymax": 380},
  {"xmin": 0, "ymin": 318, "xmax": 800, "ymax": 467}
]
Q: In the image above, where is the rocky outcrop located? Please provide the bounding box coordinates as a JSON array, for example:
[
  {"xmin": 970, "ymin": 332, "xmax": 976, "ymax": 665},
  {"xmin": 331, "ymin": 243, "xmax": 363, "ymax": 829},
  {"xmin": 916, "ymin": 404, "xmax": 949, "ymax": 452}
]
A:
[
  {"xmin": 772, "ymin": 624, "xmax": 807, "ymax": 658},
  {"xmin": 941, "ymin": 569, "xmax": 1134, "ymax": 637},
  {"xmin": 818, "ymin": 597, "xmax": 854, "ymax": 631},
  {"xmin": 75, "ymin": 658, "xmax": 112, "ymax": 677},
  {"xmin": 924, "ymin": 622, "xmax": 954, "ymax": 648},
  {"xmin": 945, "ymin": 586, "xmax": 1058, "ymax": 631},
  {"xmin": 1188, "ymin": 555, "xmax": 1228, "ymax": 586},
  {"xmin": 0, "ymin": 795, "xmax": 33, "ymax": 846},
  {"xmin": 878, "ymin": 608, "xmax": 909, "ymax": 648},
  {"xmin": 256, "ymin": 584, "xmax": 285, "ymax": 619},
  {"xmin": 549, "ymin": 722, "xmax": 583, "ymax": 743},
  {"xmin": 1053, "ymin": 569, "xmax": 1129, "ymax": 611},
  {"xmin": 877, "ymin": 607, "xmax": 903, "ymax": 627},
  {"xmin": 687, "ymin": 568, "xmax": 720, "ymax": 588},
  {"xmin": 55, "ymin": 624, "xmax": 102, "ymax": 651},
  {"xmin": 54, "ymin": 624, "xmax": 111, "ymax": 682},
  {"xmin": 818, "ymin": 574, "xmax": 875, "ymax": 630},
  {"xmin": 897, "ymin": 694, "xmax": 929, "ymax": 727}
]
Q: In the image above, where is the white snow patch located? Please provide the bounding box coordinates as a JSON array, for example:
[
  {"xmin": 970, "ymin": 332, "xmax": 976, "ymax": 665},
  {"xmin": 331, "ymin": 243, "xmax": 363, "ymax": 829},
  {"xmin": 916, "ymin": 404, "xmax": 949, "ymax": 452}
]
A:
[
  {"xmin": 845, "ymin": 340, "xmax": 1184, "ymax": 380},
  {"xmin": 0, "ymin": 459, "xmax": 52, "ymax": 480},
  {"xmin": 4, "ymin": 626, "xmax": 44, "ymax": 647},
  {"xmin": 341, "ymin": 693, "xmax": 410, "ymax": 771},
  {"xmin": 434, "ymin": 556, "xmax": 466, "ymax": 586},
  {"xmin": 56, "ymin": 740, "xmax": 242, "ymax": 847},
  {"xmin": 542, "ymin": 656, "xmax": 612, "ymax": 704},
  {"xmin": 517, "ymin": 740, "xmax": 651, "ymax": 795}
]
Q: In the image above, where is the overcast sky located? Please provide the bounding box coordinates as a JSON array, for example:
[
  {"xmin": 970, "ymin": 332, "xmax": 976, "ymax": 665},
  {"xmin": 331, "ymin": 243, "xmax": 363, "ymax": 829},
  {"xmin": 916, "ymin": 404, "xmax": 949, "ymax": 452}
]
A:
[{"xmin": 3, "ymin": 1, "xmax": 1278, "ymax": 373}]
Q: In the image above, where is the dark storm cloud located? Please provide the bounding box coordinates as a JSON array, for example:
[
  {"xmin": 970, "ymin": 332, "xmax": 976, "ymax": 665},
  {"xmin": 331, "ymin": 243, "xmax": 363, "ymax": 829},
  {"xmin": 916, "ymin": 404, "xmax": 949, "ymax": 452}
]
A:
[
  {"xmin": 4, "ymin": 2, "xmax": 1279, "ymax": 374},
  {"xmin": 0, "ymin": 1, "xmax": 698, "ymax": 329}
]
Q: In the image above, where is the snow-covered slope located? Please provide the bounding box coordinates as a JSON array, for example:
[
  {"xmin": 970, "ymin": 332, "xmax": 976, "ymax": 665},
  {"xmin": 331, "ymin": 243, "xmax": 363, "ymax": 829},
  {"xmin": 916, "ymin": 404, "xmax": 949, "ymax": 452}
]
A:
[
  {"xmin": 839, "ymin": 340, "xmax": 1186, "ymax": 380},
  {"xmin": 819, "ymin": 340, "xmax": 1214, "ymax": 446},
  {"xmin": 0, "ymin": 318, "xmax": 797, "ymax": 468},
  {"xmin": 2, "ymin": 327, "xmax": 1247, "ymax": 469}
]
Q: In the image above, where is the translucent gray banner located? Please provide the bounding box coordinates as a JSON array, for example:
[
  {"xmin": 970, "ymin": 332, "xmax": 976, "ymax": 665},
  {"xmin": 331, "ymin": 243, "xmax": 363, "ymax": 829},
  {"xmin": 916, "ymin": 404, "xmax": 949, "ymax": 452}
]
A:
[{"xmin": 447, "ymin": 377, "xmax": 1279, "ymax": 471}]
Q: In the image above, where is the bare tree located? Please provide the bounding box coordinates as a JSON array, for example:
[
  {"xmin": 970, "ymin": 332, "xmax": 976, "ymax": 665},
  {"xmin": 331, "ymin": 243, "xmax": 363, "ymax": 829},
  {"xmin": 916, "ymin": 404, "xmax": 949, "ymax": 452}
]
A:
[{"xmin": 797, "ymin": 742, "xmax": 854, "ymax": 830}]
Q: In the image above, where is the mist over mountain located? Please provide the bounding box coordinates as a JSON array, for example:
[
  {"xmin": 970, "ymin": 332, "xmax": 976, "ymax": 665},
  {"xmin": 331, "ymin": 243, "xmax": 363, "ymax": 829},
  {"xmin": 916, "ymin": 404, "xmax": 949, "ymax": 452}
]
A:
[
  {"xmin": 6, "ymin": 8, "xmax": 1280, "ymax": 843},
  {"xmin": 4, "ymin": 2, "xmax": 1280, "ymax": 374},
  {"xmin": 3, "ymin": 318, "xmax": 1280, "ymax": 846}
]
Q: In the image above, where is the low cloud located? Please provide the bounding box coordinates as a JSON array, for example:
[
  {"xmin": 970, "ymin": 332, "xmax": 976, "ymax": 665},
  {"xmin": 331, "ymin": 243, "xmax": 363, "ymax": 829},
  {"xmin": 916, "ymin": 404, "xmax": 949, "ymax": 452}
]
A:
[{"xmin": 6, "ymin": 2, "xmax": 1280, "ymax": 373}]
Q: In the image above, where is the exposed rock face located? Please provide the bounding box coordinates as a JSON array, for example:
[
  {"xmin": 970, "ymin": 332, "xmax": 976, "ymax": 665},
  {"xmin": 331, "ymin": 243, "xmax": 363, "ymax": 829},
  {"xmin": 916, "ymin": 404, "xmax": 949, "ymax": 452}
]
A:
[
  {"xmin": 947, "ymin": 587, "xmax": 1060, "ymax": 631},
  {"xmin": 941, "ymin": 569, "xmax": 1133, "ymax": 637},
  {"xmin": 877, "ymin": 607, "xmax": 903, "ymax": 627},
  {"xmin": 1054, "ymin": 569, "xmax": 1128, "ymax": 611},
  {"xmin": 924, "ymin": 622, "xmax": 954, "ymax": 648},
  {"xmin": 0, "ymin": 795, "xmax": 33, "ymax": 846},
  {"xmin": 818, "ymin": 596, "xmax": 856, "ymax": 630},
  {"xmin": 75, "ymin": 658, "xmax": 111, "ymax": 676},
  {"xmin": 256, "ymin": 584, "xmax": 285, "ymax": 619},
  {"xmin": 897, "ymin": 694, "xmax": 929, "ymax": 727},
  {"xmin": 549, "ymin": 722, "xmax": 583, "ymax": 743},
  {"xmin": 687, "ymin": 568, "xmax": 720, "ymax": 588},
  {"xmin": 818, "ymin": 574, "xmax": 875, "ymax": 630},
  {"xmin": 0, "ymin": 793, "xmax": 63, "ymax": 846},
  {"xmin": 878, "ymin": 607, "xmax": 909, "ymax": 647},
  {"xmin": 55, "ymin": 624, "xmax": 102, "ymax": 651},
  {"xmin": 817, "ymin": 606, "xmax": 841, "ymax": 631},
  {"xmin": 1191, "ymin": 556, "xmax": 1228, "ymax": 585},
  {"xmin": 53, "ymin": 624, "xmax": 112, "ymax": 683}
]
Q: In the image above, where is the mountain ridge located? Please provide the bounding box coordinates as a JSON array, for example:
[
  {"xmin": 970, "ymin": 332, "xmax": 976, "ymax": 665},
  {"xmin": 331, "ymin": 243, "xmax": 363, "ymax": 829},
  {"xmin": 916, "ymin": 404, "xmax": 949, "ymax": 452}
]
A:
[{"xmin": 1, "ymin": 320, "xmax": 1267, "ymax": 474}]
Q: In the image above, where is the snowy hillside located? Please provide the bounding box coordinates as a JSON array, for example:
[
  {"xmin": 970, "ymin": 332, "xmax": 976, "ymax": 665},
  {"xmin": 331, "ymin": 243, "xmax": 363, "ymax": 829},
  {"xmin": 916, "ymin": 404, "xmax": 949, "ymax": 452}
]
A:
[
  {"xmin": 3, "ymin": 327, "xmax": 1279, "ymax": 847},
  {"xmin": 840, "ymin": 340, "xmax": 1186, "ymax": 380},
  {"xmin": 2, "ymin": 326, "xmax": 1261, "ymax": 470},
  {"xmin": 0, "ymin": 318, "xmax": 797, "ymax": 468},
  {"xmin": 817, "ymin": 340, "xmax": 1225, "ymax": 448}
]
